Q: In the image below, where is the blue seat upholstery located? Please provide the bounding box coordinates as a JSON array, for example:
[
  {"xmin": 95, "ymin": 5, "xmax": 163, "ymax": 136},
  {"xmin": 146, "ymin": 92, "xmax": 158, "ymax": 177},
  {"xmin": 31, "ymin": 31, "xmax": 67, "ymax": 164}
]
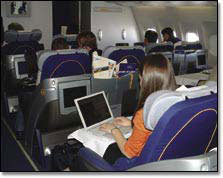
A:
[
  {"xmin": 175, "ymin": 42, "xmax": 202, "ymax": 51},
  {"xmin": 102, "ymin": 46, "xmax": 145, "ymax": 67},
  {"xmin": 77, "ymin": 91, "xmax": 217, "ymax": 171},
  {"xmin": 39, "ymin": 49, "xmax": 91, "ymax": 82},
  {"xmin": 149, "ymin": 44, "xmax": 174, "ymax": 53}
]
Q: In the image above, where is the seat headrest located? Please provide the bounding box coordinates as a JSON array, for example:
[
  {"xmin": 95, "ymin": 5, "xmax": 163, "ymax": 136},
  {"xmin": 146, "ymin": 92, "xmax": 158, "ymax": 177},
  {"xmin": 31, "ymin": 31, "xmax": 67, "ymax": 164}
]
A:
[
  {"xmin": 175, "ymin": 41, "xmax": 202, "ymax": 50},
  {"xmin": 102, "ymin": 46, "xmax": 144, "ymax": 58},
  {"xmin": 4, "ymin": 29, "xmax": 42, "ymax": 43},
  {"xmin": 143, "ymin": 84, "xmax": 217, "ymax": 131},
  {"xmin": 149, "ymin": 42, "xmax": 174, "ymax": 53}
]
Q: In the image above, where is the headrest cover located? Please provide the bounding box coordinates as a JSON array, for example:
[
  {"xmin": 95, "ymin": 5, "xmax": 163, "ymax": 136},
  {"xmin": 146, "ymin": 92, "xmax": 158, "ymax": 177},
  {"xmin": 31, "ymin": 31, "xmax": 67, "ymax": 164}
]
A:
[
  {"xmin": 143, "ymin": 84, "xmax": 217, "ymax": 130},
  {"xmin": 30, "ymin": 29, "xmax": 42, "ymax": 41},
  {"xmin": 4, "ymin": 29, "xmax": 42, "ymax": 43},
  {"xmin": 143, "ymin": 90, "xmax": 184, "ymax": 131}
]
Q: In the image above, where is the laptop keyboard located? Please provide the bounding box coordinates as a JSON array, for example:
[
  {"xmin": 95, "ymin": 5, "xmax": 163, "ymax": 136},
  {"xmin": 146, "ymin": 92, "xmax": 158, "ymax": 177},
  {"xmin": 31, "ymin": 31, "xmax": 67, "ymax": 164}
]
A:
[{"xmin": 88, "ymin": 125, "xmax": 132, "ymax": 139}]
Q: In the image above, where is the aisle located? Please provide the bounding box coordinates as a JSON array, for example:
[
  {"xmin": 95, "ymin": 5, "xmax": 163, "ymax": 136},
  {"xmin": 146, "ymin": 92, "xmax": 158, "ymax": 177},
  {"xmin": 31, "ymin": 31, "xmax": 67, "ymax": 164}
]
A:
[{"xmin": 1, "ymin": 118, "xmax": 35, "ymax": 171}]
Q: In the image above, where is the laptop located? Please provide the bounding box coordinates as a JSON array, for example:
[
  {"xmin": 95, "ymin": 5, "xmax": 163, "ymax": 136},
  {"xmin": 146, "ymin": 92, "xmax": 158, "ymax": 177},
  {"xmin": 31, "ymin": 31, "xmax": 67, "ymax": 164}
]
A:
[{"xmin": 74, "ymin": 91, "xmax": 132, "ymax": 139}]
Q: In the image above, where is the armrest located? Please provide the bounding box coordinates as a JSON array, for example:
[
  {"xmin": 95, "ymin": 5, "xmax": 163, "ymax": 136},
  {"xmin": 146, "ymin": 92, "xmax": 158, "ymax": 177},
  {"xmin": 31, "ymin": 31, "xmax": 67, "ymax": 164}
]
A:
[
  {"xmin": 78, "ymin": 147, "xmax": 115, "ymax": 171},
  {"xmin": 127, "ymin": 149, "xmax": 217, "ymax": 171}
]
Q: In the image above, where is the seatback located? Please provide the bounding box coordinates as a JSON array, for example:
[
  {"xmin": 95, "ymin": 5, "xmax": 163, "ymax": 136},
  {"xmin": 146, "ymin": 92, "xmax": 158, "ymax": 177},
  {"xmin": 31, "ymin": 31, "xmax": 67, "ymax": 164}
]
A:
[
  {"xmin": 38, "ymin": 49, "xmax": 91, "ymax": 82},
  {"xmin": 149, "ymin": 43, "xmax": 174, "ymax": 53},
  {"xmin": 185, "ymin": 49, "xmax": 208, "ymax": 74},
  {"xmin": 3, "ymin": 29, "xmax": 44, "ymax": 55},
  {"xmin": 175, "ymin": 42, "xmax": 202, "ymax": 51},
  {"xmin": 102, "ymin": 46, "xmax": 145, "ymax": 67},
  {"xmin": 172, "ymin": 50, "xmax": 185, "ymax": 75},
  {"xmin": 113, "ymin": 85, "xmax": 217, "ymax": 171},
  {"xmin": 185, "ymin": 42, "xmax": 202, "ymax": 50}
]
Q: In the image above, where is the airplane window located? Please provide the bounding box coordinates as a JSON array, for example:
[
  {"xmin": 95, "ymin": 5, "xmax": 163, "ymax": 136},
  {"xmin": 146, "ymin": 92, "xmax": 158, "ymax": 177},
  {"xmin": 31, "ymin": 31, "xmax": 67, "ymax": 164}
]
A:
[
  {"xmin": 146, "ymin": 28, "xmax": 156, "ymax": 32},
  {"xmin": 173, "ymin": 30, "xmax": 177, "ymax": 37},
  {"xmin": 186, "ymin": 32, "xmax": 199, "ymax": 42}
]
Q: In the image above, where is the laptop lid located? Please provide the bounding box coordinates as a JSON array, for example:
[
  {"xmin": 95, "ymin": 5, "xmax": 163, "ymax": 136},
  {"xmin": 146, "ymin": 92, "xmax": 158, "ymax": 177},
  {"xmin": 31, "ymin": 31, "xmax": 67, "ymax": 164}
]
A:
[{"xmin": 74, "ymin": 91, "xmax": 114, "ymax": 129}]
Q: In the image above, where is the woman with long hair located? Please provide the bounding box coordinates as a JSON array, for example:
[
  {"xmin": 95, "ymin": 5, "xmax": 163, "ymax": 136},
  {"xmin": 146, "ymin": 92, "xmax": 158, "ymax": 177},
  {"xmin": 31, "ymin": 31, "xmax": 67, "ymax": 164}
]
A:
[{"xmin": 100, "ymin": 53, "xmax": 177, "ymax": 164}]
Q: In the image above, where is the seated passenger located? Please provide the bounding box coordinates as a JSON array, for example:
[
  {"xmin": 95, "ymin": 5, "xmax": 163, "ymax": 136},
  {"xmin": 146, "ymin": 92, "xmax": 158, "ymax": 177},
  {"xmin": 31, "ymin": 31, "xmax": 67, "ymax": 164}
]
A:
[
  {"xmin": 35, "ymin": 36, "xmax": 69, "ymax": 86},
  {"xmin": 161, "ymin": 27, "xmax": 181, "ymax": 44},
  {"xmin": 76, "ymin": 32, "xmax": 86, "ymax": 48},
  {"xmin": 99, "ymin": 54, "xmax": 177, "ymax": 164},
  {"xmin": 78, "ymin": 31, "xmax": 102, "ymax": 60},
  {"xmin": 8, "ymin": 22, "xmax": 24, "ymax": 31},
  {"xmin": 144, "ymin": 30, "xmax": 158, "ymax": 54},
  {"xmin": 51, "ymin": 36, "xmax": 69, "ymax": 50}
]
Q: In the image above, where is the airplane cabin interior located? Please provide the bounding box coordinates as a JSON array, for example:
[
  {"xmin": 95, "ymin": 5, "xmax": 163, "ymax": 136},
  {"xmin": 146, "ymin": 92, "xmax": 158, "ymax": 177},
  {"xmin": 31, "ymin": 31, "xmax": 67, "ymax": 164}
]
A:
[{"xmin": 0, "ymin": 1, "xmax": 218, "ymax": 172}]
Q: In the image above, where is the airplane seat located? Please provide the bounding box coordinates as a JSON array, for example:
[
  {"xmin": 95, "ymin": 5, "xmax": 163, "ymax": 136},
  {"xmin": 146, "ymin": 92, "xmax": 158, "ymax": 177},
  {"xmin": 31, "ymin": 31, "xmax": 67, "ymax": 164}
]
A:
[
  {"xmin": 185, "ymin": 42, "xmax": 202, "ymax": 50},
  {"xmin": 3, "ymin": 29, "xmax": 44, "ymax": 56},
  {"xmin": 102, "ymin": 46, "xmax": 145, "ymax": 67},
  {"xmin": 185, "ymin": 49, "xmax": 208, "ymax": 74},
  {"xmin": 175, "ymin": 42, "xmax": 202, "ymax": 51},
  {"xmin": 134, "ymin": 42, "xmax": 144, "ymax": 47},
  {"xmin": 172, "ymin": 50, "xmax": 186, "ymax": 75},
  {"xmin": 148, "ymin": 43, "xmax": 174, "ymax": 53},
  {"xmin": 37, "ymin": 49, "xmax": 91, "ymax": 82},
  {"xmin": 77, "ymin": 84, "xmax": 217, "ymax": 171},
  {"xmin": 24, "ymin": 75, "xmax": 91, "ymax": 163},
  {"xmin": 2, "ymin": 30, "xmax": 44, "ymax": 116}
]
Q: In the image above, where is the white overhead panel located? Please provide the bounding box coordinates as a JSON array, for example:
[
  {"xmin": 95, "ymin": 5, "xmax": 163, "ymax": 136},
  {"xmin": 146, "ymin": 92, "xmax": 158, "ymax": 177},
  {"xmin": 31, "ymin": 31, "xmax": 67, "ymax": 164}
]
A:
[{"xmin": 106, "ymin": 1, "xmax": 217, "ymax": 7}]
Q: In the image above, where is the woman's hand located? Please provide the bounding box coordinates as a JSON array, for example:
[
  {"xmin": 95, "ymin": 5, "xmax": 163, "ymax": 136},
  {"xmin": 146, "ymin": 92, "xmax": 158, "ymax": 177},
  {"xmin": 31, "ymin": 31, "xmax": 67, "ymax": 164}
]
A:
[
  {"xmin": 113, "ymin": 117, "xmax": 131, "ymax": 127},
  {"xmin": 99, "ymin": 123, "xmax": 116, "ymax": 133}
]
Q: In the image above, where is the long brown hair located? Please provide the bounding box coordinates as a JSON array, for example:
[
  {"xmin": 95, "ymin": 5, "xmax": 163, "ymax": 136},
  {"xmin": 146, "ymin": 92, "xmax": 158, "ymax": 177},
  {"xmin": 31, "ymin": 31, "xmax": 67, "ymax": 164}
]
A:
[{"xmin": 132, "ymin": 53, "xmax": 177, "ymax": 127}]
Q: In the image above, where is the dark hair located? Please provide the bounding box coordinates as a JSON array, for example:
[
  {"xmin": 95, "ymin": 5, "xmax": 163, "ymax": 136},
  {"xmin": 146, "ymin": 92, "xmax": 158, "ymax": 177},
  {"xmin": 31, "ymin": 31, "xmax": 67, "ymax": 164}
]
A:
[
  {"xmin": 51, "ymin": 37, "xmax": 69, "ymax": 50},
  {"xmin": 77, "ymin": 32, "xmax": 85, "ymax": 48},
  {"xmin": 132, "ymin": 54, "xmax": 177, "ymax": 127},
  {"xmin": 78, "ymin": 31, "xmax": 97, "ymax": 49},
  {"xmin": 8, "ymin": 22, "xmax": 24, "ymax": 31},
  {"xmin": 145, "ymin": 30, "xmax": 158, "ymax": 43},
  {"xmin": 161, "ymin": 27, "xmax": 174, "ymax": 37}
]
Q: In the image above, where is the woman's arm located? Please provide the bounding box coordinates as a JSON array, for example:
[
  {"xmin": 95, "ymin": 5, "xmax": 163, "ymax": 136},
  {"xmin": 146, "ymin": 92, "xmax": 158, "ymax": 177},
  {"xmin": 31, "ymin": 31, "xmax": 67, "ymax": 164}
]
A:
[
  {"xmin": 99, "ymin": 123, "xmax": 131, "ymax": 158},
  {"xmin": 111, "ymin": 128, "xmax": 131, "ymax": 158}
]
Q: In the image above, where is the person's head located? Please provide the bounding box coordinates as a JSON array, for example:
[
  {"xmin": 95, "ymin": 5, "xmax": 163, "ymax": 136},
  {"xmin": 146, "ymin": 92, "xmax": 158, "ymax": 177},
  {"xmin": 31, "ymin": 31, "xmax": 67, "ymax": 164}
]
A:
[
  {"xmin": 137, "ymin": 54, "xmax": 177, "ymax": 111},
  {"xmin": 77, "ymin": 32, "xmax": 86, "ymax": 48},
  {"xmin": 161, "ymin": 27, "xmax": 174, "ymax": 42},
  {"xmin": 8, "ymin": 22, "xmax": 24, "ymax": 31},
  {"xmin": 78, "ymin": 31, "xmax": 97, "ymax": 51},
  {"xmin": 51, "ymin": 37, "xmax": 69, "ymax": 50},
  {"xmin": 144, "ymin": 30, "xmax": 158, "ymax": 44}
]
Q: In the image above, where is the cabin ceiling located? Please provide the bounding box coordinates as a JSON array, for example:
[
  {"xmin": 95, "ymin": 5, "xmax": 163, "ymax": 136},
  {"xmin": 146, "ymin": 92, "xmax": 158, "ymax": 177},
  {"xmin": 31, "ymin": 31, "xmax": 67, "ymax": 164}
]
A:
[{"xmin": 106, "ymin": 1, "xmax": 217, "ymax": 7}]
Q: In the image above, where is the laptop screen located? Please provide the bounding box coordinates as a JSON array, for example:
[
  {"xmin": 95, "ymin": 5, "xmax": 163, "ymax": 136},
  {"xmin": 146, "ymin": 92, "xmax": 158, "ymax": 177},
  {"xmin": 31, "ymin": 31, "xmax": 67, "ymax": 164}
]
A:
[{"xmin": 77, "ymin": 93, "xmax": 112, "ymax": 127}]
